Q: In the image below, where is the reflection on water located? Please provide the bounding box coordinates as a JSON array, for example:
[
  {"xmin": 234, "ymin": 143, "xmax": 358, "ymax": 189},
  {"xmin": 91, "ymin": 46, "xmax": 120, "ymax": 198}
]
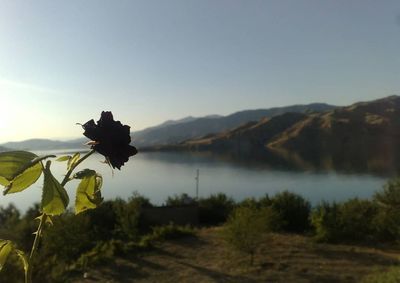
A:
[
  {"xmin": 0, "ymin": 150, "xmax": 391, "ymax": 212},
  {"xmin": 187, "ymin": 148, "xmax": 400, "ymax": 177}
]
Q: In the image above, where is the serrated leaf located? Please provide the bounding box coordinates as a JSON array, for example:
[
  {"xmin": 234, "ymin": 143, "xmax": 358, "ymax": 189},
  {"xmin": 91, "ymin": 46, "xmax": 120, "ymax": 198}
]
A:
[
  {"xmin": 67, "ymin": 153, "xmax": 80, "ymax": 171},
  {"xmin": 41, "ymin": 166, "xmax": 69, "ymax": 216},
  {"xmin": 56, "ymin": 155, "xmax": 71, "ymax": 162},
  {"xmin": 15, "ymin": 249, "xmax": 28, "ymax": 273},
  {"xmin": 0, "ymin": 151, "xmax": 37, "ymax": 180},
  {"xmin": 0, "ymin": 151, "xmax": 54, "ymax": 195},
  {"xmin": 4, "ymin": 162, "xmax": 42, "ymax": 194},
  {"xmin": 75, "ymin": 171, "xmax": 103, "ymax": 214},
  {"xmin": 0, "ymin": 240, "xmax": 13, "ymax": 271}
]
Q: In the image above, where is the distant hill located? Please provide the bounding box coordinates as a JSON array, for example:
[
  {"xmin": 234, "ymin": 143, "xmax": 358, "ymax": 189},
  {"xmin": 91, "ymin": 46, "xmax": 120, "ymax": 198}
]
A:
[
  {"xmin": 182, "ymin": 112, "xmax": 307, "ymax": 153},
  {"xmin": 179, "ymin": 95, "xmax": 400, "ymax": 172},
  {"xmin": 1, "ymin": 139, "xmax": 85, "ymax": 151},
  {"xmin": 267, "ymin": 96, "xmax": 400, "ymax": 159},
  {"xmin": 134, "ymin": 103, "xmax": 336, "ymax": 148},
  {"xmin": 0, "ymin": 104, "xmax": 336, "ymax": 151},
  {"xmin": 157, "ymin": 115, "xmax": 221, "ymax": 128}
]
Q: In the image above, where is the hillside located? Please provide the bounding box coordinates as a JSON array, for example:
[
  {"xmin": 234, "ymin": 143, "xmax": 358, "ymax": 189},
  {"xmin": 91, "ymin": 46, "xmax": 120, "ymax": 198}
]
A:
[
  {"xmin": 182, "ymin": 112, "xmax": 307, "ymax": 153},
  {"xmin": 267, "ymin": 96, "xmax": 400, "ymax": 164},
  {"xmin": 134, "ymin": 103, "xmax": 336, "ymax": 148},
  {"xmin": 172, "ymin": 96, "xmax": 400, "ymax": 173}
]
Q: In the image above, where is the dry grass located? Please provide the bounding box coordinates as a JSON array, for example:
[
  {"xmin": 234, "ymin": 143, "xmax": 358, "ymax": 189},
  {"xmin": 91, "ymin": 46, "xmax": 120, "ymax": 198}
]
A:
[{"xmin": 73, "ymin": 227, "xmax": 400, "ymax": 283}]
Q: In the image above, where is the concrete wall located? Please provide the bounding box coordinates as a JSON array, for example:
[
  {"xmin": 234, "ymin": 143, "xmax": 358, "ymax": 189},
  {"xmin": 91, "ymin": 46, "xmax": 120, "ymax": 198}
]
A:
[{"xmin": 141, "ymin": 206, "xmax": 199, "ymax": 226}]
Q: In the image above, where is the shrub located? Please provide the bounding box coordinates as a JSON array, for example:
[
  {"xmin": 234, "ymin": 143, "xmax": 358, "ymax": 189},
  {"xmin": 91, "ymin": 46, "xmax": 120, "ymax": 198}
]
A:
[
  {"xmin": 114, "ymin": 193, "xmax": 151, "ymax": 240},
  {"xmin": 238, "ymin": 198, "xmax": 283, "ymax": 232},
  {"xmin": 311, "ymin": 202, "xmax": 341, "ymax": 242},
  {"xmin": 76, "ymin": 240, "xmax": 122, "ymax": 271},
  {"xmin": 86, "ymin": 201, "xmax": 119, "ymax": 241},
  {"xmin": 238, "ymin": 197, "xmax": 259, "ymax": 208},
  {"xmin": 374, "ymin": 178, "xmax": 400, "ymax": 208},
  {"xmin": 223, "ymin": 206, "xmax": 269, "ymax": 265},
  {"xmin": 140, "ymin": 223, "xmax": 195, "ymax": 246},
  {"xmin": 270, "ymin": 191, "xmax": 311, "ymax": 232},
  {"xmin": 198, "ymin": 193, "xmax": 235, "ymax": 225},
  {"xmin": 166, "ymin": 193, "xmax": 196, "ymax": 206},
  {"xmin": 41, "ymin": 213, "xmax": 94, "ymax": 262},
  {"xmin": 337, "ymin": 198, "xmax": 377, "ymax": 241},
  {"xmin": 311, "ymin": 199, "xmax": 377, "ymax": 243},
  {"xmin": 372, "ymin": 178, "xmax": 400, "ymax": 241}
]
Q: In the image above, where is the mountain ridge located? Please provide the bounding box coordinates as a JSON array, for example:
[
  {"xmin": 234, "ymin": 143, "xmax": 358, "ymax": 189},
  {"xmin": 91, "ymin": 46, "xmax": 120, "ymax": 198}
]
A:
[
  {"xmin": 133, "ymin": 103, "xmax": 336, "ymax": 147},
  {"xmin": 0, "ymin": 102, "xmax": 337, "ymax": 151},
  {"xmin": 177, "ymin": 95, "xmax": 400, "ymax": 171}
]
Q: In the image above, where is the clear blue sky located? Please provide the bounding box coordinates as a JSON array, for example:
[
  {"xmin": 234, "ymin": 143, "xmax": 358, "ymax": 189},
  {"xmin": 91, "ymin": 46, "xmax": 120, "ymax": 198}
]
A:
[{"xmin": 0, "ymin": 0, "xmax": 399, "ymax": 142}]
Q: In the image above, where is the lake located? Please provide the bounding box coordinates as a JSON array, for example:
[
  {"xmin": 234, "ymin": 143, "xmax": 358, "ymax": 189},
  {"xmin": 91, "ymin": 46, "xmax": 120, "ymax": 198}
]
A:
[{"xmin": 0, "ymin": 150, "xmax": 390, "ymax": 212}]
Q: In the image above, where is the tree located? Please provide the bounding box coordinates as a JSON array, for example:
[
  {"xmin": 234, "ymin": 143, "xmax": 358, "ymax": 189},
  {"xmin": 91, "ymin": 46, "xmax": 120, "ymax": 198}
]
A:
[{"xmin": 223, "ymin": 205, "xmax": 271, "ymax": 265}]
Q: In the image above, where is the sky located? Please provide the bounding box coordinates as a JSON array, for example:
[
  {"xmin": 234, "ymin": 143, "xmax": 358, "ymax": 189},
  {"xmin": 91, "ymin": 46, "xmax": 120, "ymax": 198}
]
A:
[{"xmin": 0, "ymin": 0, "xmax": 400, "ymax": 143}]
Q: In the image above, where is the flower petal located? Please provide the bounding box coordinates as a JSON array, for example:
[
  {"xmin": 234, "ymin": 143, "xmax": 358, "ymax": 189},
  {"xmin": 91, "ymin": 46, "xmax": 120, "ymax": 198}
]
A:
[{"xmin": 82, "ymin": 111, "xmax": 138, "ymax": 170}]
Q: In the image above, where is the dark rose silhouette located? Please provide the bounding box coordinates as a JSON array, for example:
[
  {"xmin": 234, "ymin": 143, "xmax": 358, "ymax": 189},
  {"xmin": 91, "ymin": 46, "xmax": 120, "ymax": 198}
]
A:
[{"xmin": 82, "ymin": 111, "xmax": 137, "ymax": 169}]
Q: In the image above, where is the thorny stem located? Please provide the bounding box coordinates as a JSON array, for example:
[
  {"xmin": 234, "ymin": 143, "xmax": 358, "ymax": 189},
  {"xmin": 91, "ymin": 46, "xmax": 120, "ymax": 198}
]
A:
[
  {"xmin": 26, "ymin": 149, "xmax": 95, "ymax": 283},
  {"xmin": 26, "ymin": 214, "xmax": 46, "ymax": 283}
]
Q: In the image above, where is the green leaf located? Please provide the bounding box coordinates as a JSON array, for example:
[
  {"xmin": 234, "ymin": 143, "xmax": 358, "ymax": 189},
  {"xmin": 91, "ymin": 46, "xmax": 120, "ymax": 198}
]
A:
[
  {"xmin": 75, "ymin": 170, "xmax": 103, "ymax": 214},
  {"xmin": 0, "ymin": 240, "xmax": 13, "ymax": 271},
  {"xmin": 0, "ymin": 151, "xmax": 55, "ymax": 195},
  {"xmin": 74, "ymin": 169, "xmax": 96, "ymax": 179},
  {"xmin": 4, "ymin": 162, "xmax": 43, "ymax": 194},
  {"xmin": 0, "ymin": 176, "xmax": 9, "ymax": 187},
  {"xmin": 15, "ymin": 249, "xmax": 28, "ymax": 273},
  {"xmin": 41, "ymin": 165, "xmax": 69, "ymax": 216},
  {"xmin": 56, "ymin": 155, "xmax": 71, "ymax": 162},
  {"xmin": 0, "ymin": 151, "xmax": 37, "ymax": 180},
  {"xmin": 67, "ymin": 153, "xmax": 80, "ymax": 171}
]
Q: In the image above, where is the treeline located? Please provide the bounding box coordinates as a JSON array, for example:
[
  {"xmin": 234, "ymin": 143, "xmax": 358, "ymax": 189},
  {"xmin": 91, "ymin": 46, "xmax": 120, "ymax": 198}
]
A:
[{"xmin": 1, "ymin": 179, "xmax": 400, "ymax": 282}]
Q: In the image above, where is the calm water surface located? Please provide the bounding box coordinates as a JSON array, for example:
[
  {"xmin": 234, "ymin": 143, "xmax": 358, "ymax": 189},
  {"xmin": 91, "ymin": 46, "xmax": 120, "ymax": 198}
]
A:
[{"xmin": 0, "ymin": 151, "xmax": 388, "ymax": 212}]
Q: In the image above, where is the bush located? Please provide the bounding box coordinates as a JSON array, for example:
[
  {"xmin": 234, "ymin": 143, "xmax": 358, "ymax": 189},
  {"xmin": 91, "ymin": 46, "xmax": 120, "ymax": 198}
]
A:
[
  {"xmin": 311, "ymin": 199, "xmax": 377, "ymax": 243},
  {"xmin": 311, "ymin": 202, "xmax": 341, "ymax": 242},
  {"xmin": 338, "ymin": 198, "xmax": 377, "ymax": 241},
  {"xmin": 76, "ymin": 240, "xmax": 123, "ymax": 272},
  {"xmin": 198, "ymin": 193, "xmax": 235, "ymax": 225},
  {"xmin": 372, "ymin": 179, "xmax": 400, "ymax": 241},
  {"xmin": 165, "ymin": 193, "xmax": 196, "ymax": 206},
  {"xmin": 140, "ymin": 223, "xmax": 195, "ymax": 246},
  {"xmin": 114, "ymin": 193, "xmax": 151, "ymax": 240},
  {"xmin": 223, "ymin": 206, "xmax": 269, "ymax": 265},
  {"xmin": 270, "ymin": 191, "xmax": 311, "ymax": 233},
  {"xmin": 238, "ymin": 198, "xmax": 283, "ymax": 232}
]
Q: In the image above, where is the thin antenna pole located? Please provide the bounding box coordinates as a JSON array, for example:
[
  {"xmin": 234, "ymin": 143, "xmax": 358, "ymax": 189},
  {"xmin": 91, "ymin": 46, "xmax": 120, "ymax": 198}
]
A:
[{"xmin": 195, "ymin": 169, "xmax": 199, "ymax": 199}]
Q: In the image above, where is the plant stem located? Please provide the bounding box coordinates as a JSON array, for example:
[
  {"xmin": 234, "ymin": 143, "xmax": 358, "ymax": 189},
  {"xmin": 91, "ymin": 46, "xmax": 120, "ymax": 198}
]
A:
[
  {"xmin": 26, "ymin": 149, "xmax": 95, "ymax": 283},
  {"xmin": 26, "ymin": 213, "xmax": 47, "ymax": 283},
  {"xmin": 61, "ymin": 150, "xmax": 95, "ymax": 186}
]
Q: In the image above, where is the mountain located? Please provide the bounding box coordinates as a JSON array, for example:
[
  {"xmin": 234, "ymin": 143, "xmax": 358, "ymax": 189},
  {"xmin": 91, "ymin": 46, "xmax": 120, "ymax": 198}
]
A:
[
  {"xmin": 267, "ymin": 96, "xmax": 400, "ymax": 159},
  {"xmin": 157, "ymin": 115, "xmax": 221, "ymax": 128},
  {"xmin": 1, "ymin": 139, "xmax": 85, "ymax": 151},
  {"xmin": 134, "ymin": 103, "xmax": 336, "ymax": 148},
  {"xmin": 182, "ymin": 112, "xmax": 307, "ymax": 153},
  {"xmin": 0, "ymin": 104, "xmax": 334, "ymax": 150},
  {"xmin": 179, "ymin": 95, "xmax": 400, "ymax": 173}
]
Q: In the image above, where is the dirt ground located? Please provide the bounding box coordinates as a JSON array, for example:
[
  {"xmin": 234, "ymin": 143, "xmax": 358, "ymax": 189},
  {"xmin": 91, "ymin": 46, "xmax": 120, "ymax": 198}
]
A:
[{"xmin": 73, "ymin": 227, "xmax": 400, "ymax": 283}]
